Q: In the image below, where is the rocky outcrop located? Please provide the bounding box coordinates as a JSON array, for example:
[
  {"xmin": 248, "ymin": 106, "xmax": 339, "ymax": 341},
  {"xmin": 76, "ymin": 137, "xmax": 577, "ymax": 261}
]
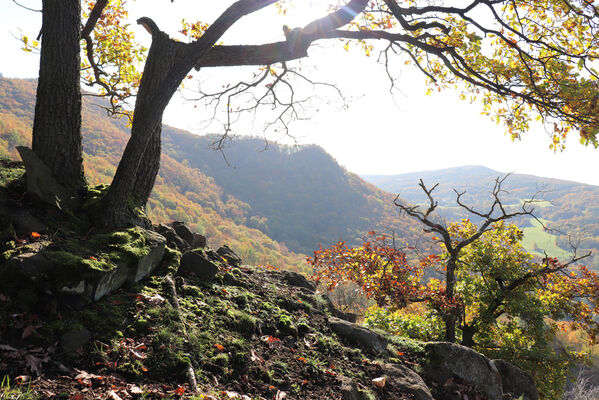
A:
[
  {"xmin": 422, "ymin": 342, "xmax": 503, "ymax": 400},
  {"xmin": 1, "ymin": 228, "xmax": 166, "ymax": 306},
  {"xmin": 493, "ymin": 359, "xmax": 539, "ymax": 400},
  {"xmin": 179, "ymin": 249, "xmax": 221, "ymax": 282},
  {"xmin": 329, "ymin": 317, "xmax": 388, "ymax": 352}
]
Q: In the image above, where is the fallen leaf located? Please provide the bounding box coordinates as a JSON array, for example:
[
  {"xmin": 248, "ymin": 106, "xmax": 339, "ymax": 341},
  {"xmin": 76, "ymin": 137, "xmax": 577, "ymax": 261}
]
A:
[
  {"xmin": 129, "ymin": 385, "xmax": 143, "ymax": 395},
  {"xmin": 214, "ymin": 343, "xmax": 225, "ymax": 351},
  {"xmin": 173, "ymin": 386, "xmax": 185, "ymax": 396},
  {"xmin": 372, "ymin": 376, "xmax": 386, "ymax": 388},
  {"xmin": 15, "ymin": 375, "xmax": 31, "ymax": 385},
  {"xmin": 275, "ymin": 390, "xmax": 287, "ymax": 400},
  {"xmin": 25, "ymin": 354, "xmax": 42, "ymax": 375},
  {"xmin": 225, "ymin": 391, "xmax": 240, "ymax": 398},
  {"xmin": 30, "ymin": 232, "xmax": 40, "ymax": 238},
  {"xmin": 250, "ymin": 349, "xmax": 264, "ymax": 364},
  {"xmin": 107, "ymin": 390, "xmax": 123, "ymax": 400},
  {"xmin": 22, "ymin": 325, "xmax": 36, "ymax": 339}
]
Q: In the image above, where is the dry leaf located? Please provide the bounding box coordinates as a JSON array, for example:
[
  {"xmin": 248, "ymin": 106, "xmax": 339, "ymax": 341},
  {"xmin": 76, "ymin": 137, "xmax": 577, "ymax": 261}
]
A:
[
  {"xmin": 22, "ymin": 325, "xmax": 36, "ymax": 339},
  {"xmin": 275, "ymin": 390, "xmax": 287, "ymax": 400},
  {"xmin": 372, "ymin": 376, "xmax": 386, "ymax": 388},
  {"xmin": 107, "ymin": 390, "xmax": 123, "ymax": 400}
]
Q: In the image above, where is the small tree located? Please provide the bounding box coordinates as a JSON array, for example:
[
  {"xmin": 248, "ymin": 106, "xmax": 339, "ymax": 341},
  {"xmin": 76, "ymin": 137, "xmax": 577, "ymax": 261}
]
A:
[{"xmin": 310, "ymin": 178, "xmax": 599, "ymax": 398}]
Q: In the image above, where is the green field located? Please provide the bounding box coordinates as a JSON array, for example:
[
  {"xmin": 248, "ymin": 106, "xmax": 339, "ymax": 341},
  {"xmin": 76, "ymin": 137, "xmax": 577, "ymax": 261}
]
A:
[{"xmin": 520, "ymin": 218, "xmax": 572, "ymax": 259}]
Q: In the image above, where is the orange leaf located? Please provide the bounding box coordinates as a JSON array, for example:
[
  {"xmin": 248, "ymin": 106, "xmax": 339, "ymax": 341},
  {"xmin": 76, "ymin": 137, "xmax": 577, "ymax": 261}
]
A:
[
  {"xmin": 173, "ymin": 386, "xmax": 185, "ymax": 396},
  {"xmin": 30, "ymin": 232, "xmax": 40, "ymax": 238},
  {"xmin": 214, "ymin": 343, "xmax": 224, "ymax": 351}
]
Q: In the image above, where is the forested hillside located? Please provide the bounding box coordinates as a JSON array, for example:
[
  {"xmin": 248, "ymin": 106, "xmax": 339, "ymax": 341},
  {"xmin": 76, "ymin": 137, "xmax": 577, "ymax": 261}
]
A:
[
  {"xmin": 0, "ymin": 77, "xmax": 420, "ymax": 269},
  {"xmin": 0, "ymin": 77, "xmax": 306, "ymax": 272},
  {"xmin": 161, "ymin": 130, "xmax": 420, "ymax": 254},
  {"xmin": 364, "ymin": 166, "xmax": 599, "ymax": 269}
]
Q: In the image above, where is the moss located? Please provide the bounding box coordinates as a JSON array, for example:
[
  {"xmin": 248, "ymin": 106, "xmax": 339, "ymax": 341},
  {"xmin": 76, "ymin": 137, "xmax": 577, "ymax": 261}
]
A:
[
  {"xmin": 276, "ymin": 312, "xmax": 297, "ymax": 337},
  {"xmin": 162, "ymin": 246, "xmax": 181, "ymax": 275},
  {"xmin": 210, "ymin": 353, "xmax": 229, "ymax": 367},
  {"xmin": 227, "ymin": 309, "xmax": 257, "ymax": 336}
]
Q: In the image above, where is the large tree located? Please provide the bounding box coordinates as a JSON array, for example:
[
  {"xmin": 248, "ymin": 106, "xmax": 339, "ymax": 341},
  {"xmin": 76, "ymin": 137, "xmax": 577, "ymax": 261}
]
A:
[{"xmin": 27, "ymin": 0, "xmax": 599, "ymax": 227}]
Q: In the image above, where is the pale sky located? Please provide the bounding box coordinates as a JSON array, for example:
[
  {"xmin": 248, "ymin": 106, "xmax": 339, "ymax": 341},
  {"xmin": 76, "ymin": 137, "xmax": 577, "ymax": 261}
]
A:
[{"xmin": 2, "ymin": 0, "xmax": 599, "ymax": 185}]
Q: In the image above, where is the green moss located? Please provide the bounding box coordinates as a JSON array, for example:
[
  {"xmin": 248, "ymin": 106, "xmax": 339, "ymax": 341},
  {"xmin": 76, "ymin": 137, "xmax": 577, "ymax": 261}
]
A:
[
  {"xmin": 276, "ymin": 312, "xmax": 297, "ymax": 337},
  {"xmin": 227, "ymin": 309, "xmax": 257, "ymax": 336},
  {"xmin": 162, "ymin": 246, "xmax": 181, "ymax": 274},
  {"xmin": 210, "ymin": 353, "xmax": 229, "ymax": 367}
]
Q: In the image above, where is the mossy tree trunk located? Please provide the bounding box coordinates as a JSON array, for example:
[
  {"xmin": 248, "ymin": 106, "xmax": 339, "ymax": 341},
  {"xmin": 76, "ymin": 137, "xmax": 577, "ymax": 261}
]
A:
[{"xmin": 32, "ymin": 0, "xmax": 85, "ymax": 193}]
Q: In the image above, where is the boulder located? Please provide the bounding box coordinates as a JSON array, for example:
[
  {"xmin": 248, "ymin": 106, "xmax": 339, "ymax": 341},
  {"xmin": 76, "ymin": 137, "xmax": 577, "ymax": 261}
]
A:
[
  {"xmin": 130, "ymin": 229, "xmax": 166, "ymax": 282},
  {"xmin": 382, "ymin": 363, "xmax": 433, "ymax": 400},
  {"xmin": 282, "ymin": 271, "xmax": 316, "ymax": 292},
  {"xmin": 16, "ymin": 146, "xmax": 79, "ymax": 210},
  {"xmin": 216, "ymin": 245, "xmax": 242, "ymax": 266},
  {"xmin": 154, "ymin": 223, "xmax": 189, "ymax": 252},
  {"xmin": 11, "ymin": 210, "xmax": 47, "ymax": 237},
  {"xmin": 192, "ymin": 233, "xmax": 207, "ymax": 248},
  {"xmin": 328, "ymin": 317, "xmax": 388, "ymax": 353},
  {"xmin": 492, "ymin": 359, "xmax": 539, "ymax": 400},
  {"xmin": 171, "ymin": 221, "xmax": 195, "ymax": 246},
  {"xmin": 422, "ymin": 342, "xmax": 503, "ymax": 400},
  {"xmin": 60, "ymin": 327, "xmax": 91, "ymax": 355},
  {"xmin": 179, "ymin": 250, "xmax": 221, "ymax": 282}
]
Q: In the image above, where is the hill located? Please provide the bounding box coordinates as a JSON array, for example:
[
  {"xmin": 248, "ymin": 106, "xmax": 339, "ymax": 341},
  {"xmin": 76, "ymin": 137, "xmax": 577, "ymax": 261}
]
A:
[
  {"xmin": 161, "ymin": 131, "xmax": 420, "ymax": 254},
  {"xmin": 0, "ymin": 77, "xmax": 420, "ymax": 271},
  {"xmin": 363, "ymin": 166, "xmax": 599, "ymax": 268},
  {"xmin": 0, "ymin": 77, "xmax": 305, "ymax": 273}
]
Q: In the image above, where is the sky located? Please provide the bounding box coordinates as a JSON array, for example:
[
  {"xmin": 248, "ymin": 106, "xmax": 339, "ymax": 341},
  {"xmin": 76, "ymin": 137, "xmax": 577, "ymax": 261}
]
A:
[{"xmin": 1, "ymin": 0, "xmax": 599, "ymax": 186}]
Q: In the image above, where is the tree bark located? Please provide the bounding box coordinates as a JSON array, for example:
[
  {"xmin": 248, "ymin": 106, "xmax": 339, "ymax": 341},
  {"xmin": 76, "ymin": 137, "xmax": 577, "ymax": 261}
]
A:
[
  {"xmin": 444, "ymin": 256, "xmax": 457, "ymax": 343},
  {"xmin": 98, "ymin": 26, "xmax": 188, "ymax": 227},
  {"xmin": 32, "ymin": 0, "xmax": 85, "ymax": 193}
]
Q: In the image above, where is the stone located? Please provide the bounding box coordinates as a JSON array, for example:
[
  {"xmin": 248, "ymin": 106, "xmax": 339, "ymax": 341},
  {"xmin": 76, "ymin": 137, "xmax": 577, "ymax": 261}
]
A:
[
  {"xmin": 422, "ymin": 342, "xmax": 503, "ymax": 400},
  {"xmin": 328, "ymin": 317, "xmax": 388, "ymax": 352},
  {"xmin": 322, "ymin": 294, "xmax": 358, "ymax": 322},
  {"xmin": 60, "ymin": 327, "xmax": 91, "ymax": 355},
  {"xmin": 171, "ymin": 221, "xmax": 195, "ymax": 246},
  {"xmin": 154, "ymin": 223, "xmax": 189, "ymax": 252},
  {"xmin": 16, "ymin": 146, "xmax": 80, "ymax": 210},
  {"xmin": 179, "ymin": 250, "xmax": 220, "ymax": 282},
  {"xmin": 93, "ymin": 263, "xmax": 129, "ymax": 301},
  {"xmin": 130, "ymin": 229, "xmax": 166, "ymax": 282},
  {"xmin": 192, "ymin": 233, "xmax": 207, "ymax": 248},
  {"xmin": 282, "ymin": 271, "xmax": 316, "ymax": 292},
  {"xmin": 382, "ymin": 363, "xmax": 433, "ymax": 400},
  {"xmin": 492, "ymin": 359, "xmax": 539, "ymax": 400},
  {"xmin": 11, "ymin": 210, "xmax": 47, "ymax": 237},
  {"xmin": 216, "ymin": 245, "xmax": 242, "ymax": 266}
]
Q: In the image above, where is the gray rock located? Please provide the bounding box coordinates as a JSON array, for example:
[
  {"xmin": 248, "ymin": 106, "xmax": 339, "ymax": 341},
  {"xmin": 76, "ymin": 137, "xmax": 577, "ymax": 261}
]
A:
[
  {"xmin": 61, "ymin": 327, "xmax": 91, "ymax": 355},
  {"xmin": 192, "ymin": 233, "xmax": 207, "ymax": 248},
  {"xmin": 339, "ymin": 376, "xmax": 373, "ymax": 400},
  {"xmin": 422, "ymin": 342, "xmax": 503, "ymax": 400},
  {"xmin": 171, "ymin": 221, "xmax": 195, "ymax": 246},
  {"xmin": 154, "ymin": 223, "xmax": 189, "ymax": 252},
  {"xmin": 329, "ymin": 317, "xmax": 388, "ymax": 352},
  {"xmin": 216, "ymin": 245, "xmax": 242, "ymax": 266},
  {"xmin": 16, "ymin": 146, "xmax": 79, "ymax": 210},
  {"xmin": 93, "ymin": 263, "xmax": 128, "ymax": 301},
  {"xmin": 383, "ymin": 363, "xmax": 433, "ymax": 400},
  {"xmin": 282, "ymin": 270, "xmax": 316, "ymax": 292},
  {"xmin": 12, "ymin": 210, "xmax": 47, "ymax": 237},
  {"xmin": 131, "ymin": 229, "xmax": 166, "ymax": 282},
  {"xmin": 179, "ymin": 250, "xmax": 220, "ymax": 282},
  {"xmin": 5, "ymin": 251, "xmax": 54, "ymax": 281},
  {"xmin": 492, "ymin": 359, "xmax": 539, "ymax": 400}
]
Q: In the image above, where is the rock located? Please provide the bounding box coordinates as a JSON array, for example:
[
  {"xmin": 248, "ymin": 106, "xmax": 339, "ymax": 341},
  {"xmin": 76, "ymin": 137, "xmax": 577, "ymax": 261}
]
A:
[
  {"xmin": 422, "ymin": 342, "xmax": 503, "ymax": 400},
  {"xmin": 328, "ymin": 317, "xmax": 388, "ymax": 352},
  {"xmin": 16, "ymin": 146, "xmax": 80, "ymax": 210},
  {"xmin": 130, "ymin": 229, "xmax": 166, "ymax": 282},
  {"xmin": 321, "ymin": 294, "xmax": 358, "ymax": 322},
  {"xmin": 154, "ymin": 223, "xmax": 189, "ymax": 252},
  {"xmin": 216, "ymin": 245, "xmax": 242, "ymax": 266},
  {"xmin": 179, "ymin": 250, "xmax": 221, "ymax": 282},
  {"xmin": 492, "ymin": 359, "xmax": 539, "ymax": 400},
  {"xmin": 339, "ymin": 376, "xmax": 361, "ymax": 400},
  {"xmin": 282, "ymin": 271, "xmax": 316, "ymax": 292},
  {"xmin": 11, "ymin": 210, "xmax": 47, "ymax": 237},
  {"xmin": 192, "ymin": 233, "xmax": 207, "ymax": 248},
  {"xmin": 382, "ymin": 363, "xmax": 434, "ymax": 400},
  {"xmin": 93, "ymin": 263, "xmax": 129, "ymax": 301},
  {"xmin": 170, "ymin": 221, "xmax": 195, "ymax": 246},
  {"xmin": 60, "ymin": 327, "xmax": 91, "ymax": 355}
]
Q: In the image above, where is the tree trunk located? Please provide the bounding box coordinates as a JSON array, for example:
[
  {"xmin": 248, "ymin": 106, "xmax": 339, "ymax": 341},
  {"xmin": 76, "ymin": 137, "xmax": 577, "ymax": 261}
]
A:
[
  {"xmin": 98, "ymin": 30, "xmax": 188, "ymax": 227},
  {"xmin": 461, "ymin": 324, "xmax": 476, "ymax": 347},
  {"xmin": 32, "ymin": 0, "xmax": 85, "ymax": 193},
  {"xmin": 444, "ymin": 256, "xmax": 457, "ymax": 342}
]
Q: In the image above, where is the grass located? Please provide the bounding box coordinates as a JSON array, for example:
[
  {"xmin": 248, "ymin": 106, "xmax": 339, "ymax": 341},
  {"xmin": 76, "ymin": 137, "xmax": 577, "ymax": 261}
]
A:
[
  {"xmin": 0, "ymin": 376, "xmax": 36, "ymax": 400},
  {"xmin": 521, "ymin": 218, "xmax": 572, "ymax": 259}
]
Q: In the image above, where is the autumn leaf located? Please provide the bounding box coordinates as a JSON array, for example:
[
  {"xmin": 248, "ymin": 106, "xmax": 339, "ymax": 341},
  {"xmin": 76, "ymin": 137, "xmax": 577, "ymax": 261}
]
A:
[
  {"xmin": 214, "ymin": 343, "xmax": 225, "ymax": 351},
  {"xmin": 173, "ymin": 386, "xmax": 185, "ymax": 396}
]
